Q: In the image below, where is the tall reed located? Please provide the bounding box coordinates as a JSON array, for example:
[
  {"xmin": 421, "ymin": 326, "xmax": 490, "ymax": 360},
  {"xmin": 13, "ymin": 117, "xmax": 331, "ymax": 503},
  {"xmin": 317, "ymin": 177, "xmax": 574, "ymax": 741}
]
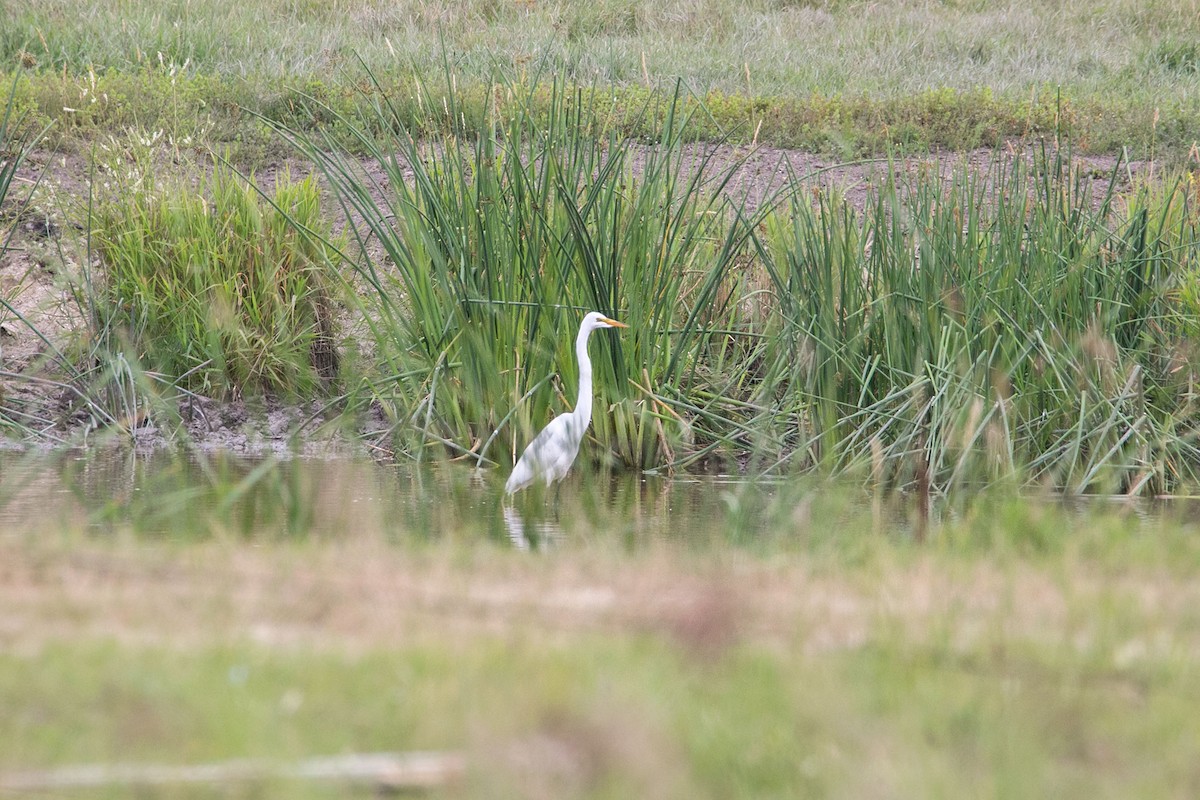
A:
[
  {"xmin": 755, "ymin": 151, "xmax": 1200, "ymax": 494},
  {"xmin": 269, "ymin": 72, "xmax": 761, "ymax": 470}
]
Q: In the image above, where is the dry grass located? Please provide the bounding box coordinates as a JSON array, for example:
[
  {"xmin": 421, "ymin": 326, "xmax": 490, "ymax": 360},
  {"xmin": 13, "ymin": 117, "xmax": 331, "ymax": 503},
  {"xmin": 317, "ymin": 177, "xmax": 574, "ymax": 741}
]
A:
[{"xmin": 3, "ymin": 532, "xmax": 1198, "ymax": 662}]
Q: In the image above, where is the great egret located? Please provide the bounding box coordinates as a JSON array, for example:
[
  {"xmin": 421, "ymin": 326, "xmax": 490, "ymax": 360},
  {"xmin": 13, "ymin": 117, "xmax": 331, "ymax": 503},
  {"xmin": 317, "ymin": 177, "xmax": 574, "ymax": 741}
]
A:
[{"xmin": 505, "ymin": 311, "xmax": 627, "ymax": 494}]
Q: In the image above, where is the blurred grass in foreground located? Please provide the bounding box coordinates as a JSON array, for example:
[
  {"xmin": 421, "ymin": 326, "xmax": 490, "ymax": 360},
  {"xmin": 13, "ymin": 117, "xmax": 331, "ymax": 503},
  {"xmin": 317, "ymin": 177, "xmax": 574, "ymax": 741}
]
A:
[{"xmin": 2, "ymin": 451, "xmax": 1200, "ymax": 797}]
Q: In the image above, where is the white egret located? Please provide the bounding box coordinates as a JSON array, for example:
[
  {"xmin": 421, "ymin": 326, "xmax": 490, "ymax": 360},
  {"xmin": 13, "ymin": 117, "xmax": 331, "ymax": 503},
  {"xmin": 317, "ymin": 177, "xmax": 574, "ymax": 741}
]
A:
[{"xmin": 505, "ymin": 311, "xmax": 628, "ymax": 494}]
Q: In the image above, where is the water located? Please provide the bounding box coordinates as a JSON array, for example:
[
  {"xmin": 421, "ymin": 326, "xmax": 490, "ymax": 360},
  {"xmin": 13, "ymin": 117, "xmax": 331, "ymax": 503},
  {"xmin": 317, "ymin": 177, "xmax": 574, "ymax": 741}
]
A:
[
  {"xmin": 6, "ymin": 448, "xmax": 1179, "ymax": 554},
  {"xmin": 0, "ymin": 449, "xmax": 795, "ymax": 550}
]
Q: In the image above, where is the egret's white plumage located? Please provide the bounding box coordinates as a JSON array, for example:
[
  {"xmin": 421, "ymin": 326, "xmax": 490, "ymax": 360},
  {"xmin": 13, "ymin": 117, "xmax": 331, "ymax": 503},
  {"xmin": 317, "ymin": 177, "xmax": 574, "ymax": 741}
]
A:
[{"xmin": 505, "ymin": 311, "xmax": 627, "ymax": 494}]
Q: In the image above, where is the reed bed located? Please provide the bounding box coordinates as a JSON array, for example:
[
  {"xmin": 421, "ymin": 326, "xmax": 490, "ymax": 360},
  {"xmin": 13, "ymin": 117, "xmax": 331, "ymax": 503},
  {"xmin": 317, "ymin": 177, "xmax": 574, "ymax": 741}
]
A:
[
  {"xmin": 255, "ymin": 74, "xmax": 1200, "ymax": 491},
  {"xmin": 0, "ymin": 73, "xmax": 54, "ymax": 438},
  {"xmin": 266, "ymin": 75, "xmax": 1200, "ymax": 493},
  {"xmin": 6, "ymin": 71, "xmax": 1200, "ymax": 494},
  {"xmin": 755, "ymin": 154, "xmax": 1200, "ymax": 494},
  {"xmin": 269, "ymin": 77, "xmax": 759, "ymax": 469}
]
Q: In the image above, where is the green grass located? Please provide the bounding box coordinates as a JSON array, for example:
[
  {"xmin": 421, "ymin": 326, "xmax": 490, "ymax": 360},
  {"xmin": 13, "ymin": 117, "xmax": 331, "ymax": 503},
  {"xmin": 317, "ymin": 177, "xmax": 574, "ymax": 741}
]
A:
[
  {"xmin": 5, "ymin": 0, "xmax": 1200, "ymax": 101},
  {"xmin": 276, "ymin": 77, "xmax": 757, "ymax": 469},
  {"xmin": 752, "ymin": 152, "xmax": 1200, "ymax": 494},
  {"xmin": 3, "ymin": 1, "xmax": 1200, "ymax": 489},
  {"xmin": 0, "ymin": 72, "xmax": 55, "ymax": 437},
  {"xmin": 90, "ymin": 162, "xmax": 341, "ymax": 399},
  {"xmin": 2, "ymin": 470, "xmax": 1200, "ymax": 798},
  {"xmin": 2, "ymin": 0, "xmax": 1200, "ymax": 159},
  {"xmin": 6, "ymin": 71, "xmax": 1200, "ymax": 492},
  {"xmin": 252, "ymin": 72, "xmax": 1200, "ymax": 492},
  {"xmin": 1, "ymin": 633, "xmax": 1195, "ymax": 799},
  {"xmin": 2, "ymin": 450, "xmax": 1200, "ymax": 797},
  {"xmin": 0, "ymin": 64, "xmax": 1194, "ymax": 164}
]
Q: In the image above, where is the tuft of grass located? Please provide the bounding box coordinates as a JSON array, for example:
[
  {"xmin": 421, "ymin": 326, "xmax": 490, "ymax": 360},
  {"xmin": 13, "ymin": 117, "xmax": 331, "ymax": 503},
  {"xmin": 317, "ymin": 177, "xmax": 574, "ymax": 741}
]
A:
[{"xmin": 90, "ymin": 161, "xmax": 342, "ymax": 400}]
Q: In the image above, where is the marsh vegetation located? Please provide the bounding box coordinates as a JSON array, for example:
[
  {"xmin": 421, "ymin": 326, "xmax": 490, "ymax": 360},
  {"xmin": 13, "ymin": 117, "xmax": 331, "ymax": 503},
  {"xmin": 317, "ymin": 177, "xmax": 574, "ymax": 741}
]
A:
[{"xmin": 4, "ymin": 1, "xmax": 1200, "ymax": 797}]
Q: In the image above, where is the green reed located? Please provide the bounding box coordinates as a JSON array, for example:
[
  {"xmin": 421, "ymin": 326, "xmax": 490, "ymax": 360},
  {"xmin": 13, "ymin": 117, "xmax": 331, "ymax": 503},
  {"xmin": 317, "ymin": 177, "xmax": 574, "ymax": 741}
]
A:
[
  {"xmin": 269, "ymin": 69, "xmax": 761, "ymax": 470},
  {"xmin": 754, "ymin": 150, "xmax": 1200, "ymax": 494}
]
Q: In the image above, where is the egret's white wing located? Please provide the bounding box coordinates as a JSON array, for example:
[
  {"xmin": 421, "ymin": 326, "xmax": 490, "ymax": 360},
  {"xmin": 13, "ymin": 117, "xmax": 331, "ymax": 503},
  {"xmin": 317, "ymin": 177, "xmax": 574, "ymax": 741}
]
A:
[{"xmin": 505, "ymin": 413, "xmax": 586, "ymax": 493}]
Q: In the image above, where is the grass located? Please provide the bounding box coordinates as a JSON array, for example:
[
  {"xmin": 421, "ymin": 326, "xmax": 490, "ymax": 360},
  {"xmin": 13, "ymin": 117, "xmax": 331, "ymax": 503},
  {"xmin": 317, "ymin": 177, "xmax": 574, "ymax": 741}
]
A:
[
  {"xmin": 752, "ymin": 151, "xmax": 1200, "ymax": 493},
  {"xmin": 276, "ymin": 76, "xmax": 759, "ymax": 469},
  {"xmin": 89, "ymin": 161, "xmax": 341, "ymax": 399},
  {"xmin": 246, "ymin": 71, "xmax": 1200, "ymax": 493},
  {"xmin": 1, "ymin": 2, "xmax": 1199, "ymax": 491},
  {"xmin": 2, "ymin": 451, "xmax": 1200, "ymax": 798},
  {"xmin": 0, "ymin": 71, "xmax": 55, "ymax": 438},
  {"xmin": 5, "ymin": 69, "xmax": 1200, "ymax": 493},
  {"xmin": 2, "ymin": 633, "xmax": 1195, "ymax": 798},
  {"xmin": 5, "ymin": 0, "xmax": 1200, "ymax": 100},
  {"xmin": 4, "ymin": 4, "xmax": 1200, "ymax": 795},
  {"xmin": 2, "ymin": 0, "xmax": 1200, "ymax": 160},
  {"xmin": 2, "ymin": 150, "xmax": 342, "ymax": 441}
]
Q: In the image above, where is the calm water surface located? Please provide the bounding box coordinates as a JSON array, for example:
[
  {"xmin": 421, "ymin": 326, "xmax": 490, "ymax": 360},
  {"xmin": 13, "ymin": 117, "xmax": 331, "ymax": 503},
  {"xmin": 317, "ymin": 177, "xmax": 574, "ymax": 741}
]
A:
[
  {"xmin": 0, "ymin": 449, "xmax": 792, "ymax": 549},
  {"xmin": 4, "ymin": 449, "xmax": 1179, "ymax": 549}
]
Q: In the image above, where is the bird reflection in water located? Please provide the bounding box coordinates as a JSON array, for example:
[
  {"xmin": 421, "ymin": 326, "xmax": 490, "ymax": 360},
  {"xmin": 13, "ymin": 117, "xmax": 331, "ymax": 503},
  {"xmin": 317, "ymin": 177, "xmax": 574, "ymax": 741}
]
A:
[{"xmin": 501, "ymin": 504, "xmax": 566, "ymax": 551}]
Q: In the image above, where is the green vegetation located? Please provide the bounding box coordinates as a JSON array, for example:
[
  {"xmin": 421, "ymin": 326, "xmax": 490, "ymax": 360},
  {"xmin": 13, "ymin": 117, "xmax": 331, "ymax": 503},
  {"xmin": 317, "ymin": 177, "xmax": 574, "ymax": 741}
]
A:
[
  {"xmin": 0, "ymin": 73, "xmax": 52, "ymax": 438},
  {"xmin": 3, "ymin": 1, "xmax": 1200, "ymax": 480},
  {"xmin": 6, "ymin": 0, "xmax": 1198, "ymax": 100},
  {"xmin": 2, "ymin": 0, "xmax": 1200, "ymax": 159},
  {"xmin": 0, "ymin": 73, "xmax": 46, "ymax": 250},
  {"xmin": 1, "ymin": 628, "xmax": 1195, "ymax": 799},
  {"xmin": 280, "ymin": 80, "xmax": 756, "ymax": 468},
  {"xmin": 4, "ymin": 3, "xmax": 1200, "ymax": 797},
  {"xmin": 0, "ymin": 66, "xmax": 1145, "ymax": 163},
  {"xmin": 246, "ymin": 75, "xmax": 1200, "ymax": 493},
  {"xmin": 754, "ymin": 154, "xmax": 1200, "ymax": 494},
  {"xmin": 92, "ymin": 165, "xmax": 340, "ymax": 399},
  {"xmin": 7, "ymin": 72, "xmax": 1200, "ymax": 491},
  {"xmin": 2, "ymin": 452, "xmax": 1200, "ymax": 798}
]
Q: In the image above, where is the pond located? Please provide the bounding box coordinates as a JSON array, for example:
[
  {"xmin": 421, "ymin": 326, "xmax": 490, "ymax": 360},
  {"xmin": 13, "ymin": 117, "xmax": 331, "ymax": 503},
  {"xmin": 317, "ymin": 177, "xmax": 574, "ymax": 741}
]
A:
[{"xmin": 0, "ymin": 449, "xmax": 829, "ymax": 550}]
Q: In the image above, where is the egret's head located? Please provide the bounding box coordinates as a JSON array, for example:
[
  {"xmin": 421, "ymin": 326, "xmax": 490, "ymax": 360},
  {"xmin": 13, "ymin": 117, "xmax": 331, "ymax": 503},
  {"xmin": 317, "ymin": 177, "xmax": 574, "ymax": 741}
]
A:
[{"xmin": 582, "ymin": 311, "xmax": 628, "ymax": 331}]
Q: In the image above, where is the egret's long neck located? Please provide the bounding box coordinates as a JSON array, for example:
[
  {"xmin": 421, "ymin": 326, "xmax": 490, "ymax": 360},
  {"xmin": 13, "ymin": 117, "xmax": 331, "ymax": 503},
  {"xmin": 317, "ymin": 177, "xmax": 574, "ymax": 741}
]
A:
[{"xmin": 574, "ymin": 323, "xmax": 594, "ymax": 429}]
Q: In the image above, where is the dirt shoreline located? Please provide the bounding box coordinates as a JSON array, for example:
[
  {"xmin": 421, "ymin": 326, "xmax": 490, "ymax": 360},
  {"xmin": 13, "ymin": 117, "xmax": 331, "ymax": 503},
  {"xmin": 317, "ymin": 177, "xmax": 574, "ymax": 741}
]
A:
[{"xmin": 1, "ymin": 142, "xmax": 1144, "ymax": 454}]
